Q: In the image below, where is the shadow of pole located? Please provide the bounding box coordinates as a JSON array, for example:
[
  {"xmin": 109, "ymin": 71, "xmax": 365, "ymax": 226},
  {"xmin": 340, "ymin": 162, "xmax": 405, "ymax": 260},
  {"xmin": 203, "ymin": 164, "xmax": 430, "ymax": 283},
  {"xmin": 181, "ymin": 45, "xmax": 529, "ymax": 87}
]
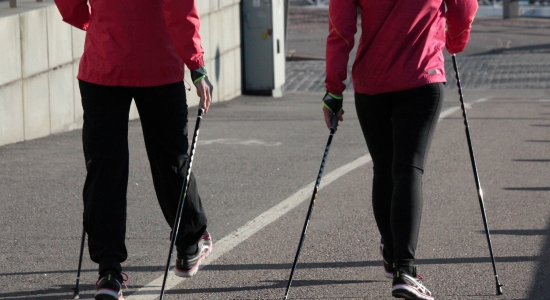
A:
[{"xmin": 528, "ymin": 217, "xmax": 550, "ymax": 299}]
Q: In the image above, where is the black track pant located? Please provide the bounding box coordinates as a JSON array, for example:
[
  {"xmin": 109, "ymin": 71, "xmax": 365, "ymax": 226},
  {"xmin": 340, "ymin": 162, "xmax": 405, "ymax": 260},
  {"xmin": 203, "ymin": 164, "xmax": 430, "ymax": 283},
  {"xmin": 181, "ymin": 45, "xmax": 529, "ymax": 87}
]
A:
[
  {"xmin": 79, "ymin": 80, "xmax": 207, "ymax": 278},
  {"xmin": 355, "ymin": 83, "xmax": 443, "ymax": 271}
]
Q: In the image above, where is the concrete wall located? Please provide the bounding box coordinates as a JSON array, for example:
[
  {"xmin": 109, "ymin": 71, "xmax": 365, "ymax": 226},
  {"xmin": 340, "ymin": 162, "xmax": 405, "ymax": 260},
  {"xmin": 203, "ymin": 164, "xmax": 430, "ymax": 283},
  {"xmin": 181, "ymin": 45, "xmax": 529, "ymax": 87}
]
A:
[{"xmin": 0, "ymin": 0, "xmax": 242, "ymax": 146}]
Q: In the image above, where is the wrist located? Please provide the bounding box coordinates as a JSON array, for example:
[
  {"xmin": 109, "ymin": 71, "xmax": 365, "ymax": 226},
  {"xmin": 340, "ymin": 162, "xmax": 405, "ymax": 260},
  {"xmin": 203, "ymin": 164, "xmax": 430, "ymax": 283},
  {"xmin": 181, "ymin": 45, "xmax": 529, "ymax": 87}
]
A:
[
  {"xmin": 327, "ymin": 92, "xmax": 343, "ymax": 99},
  {"xmin": 322, "ymin": 92, "xmax": 343, "ymax": 114},
  {"xmin": 191, "ymin": 66, "xmax": 208, "ymax": 84}
]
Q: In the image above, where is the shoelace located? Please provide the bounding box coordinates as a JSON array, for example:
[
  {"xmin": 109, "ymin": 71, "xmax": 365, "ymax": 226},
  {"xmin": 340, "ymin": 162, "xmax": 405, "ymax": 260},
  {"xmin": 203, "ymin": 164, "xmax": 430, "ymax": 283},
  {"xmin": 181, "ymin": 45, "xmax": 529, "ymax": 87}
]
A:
[
  {"xmin": 412, "ymin": 273, "xmax": 431, "ymax": 295},
  {"xmin": 121, "ymin": 272, "xmax": 129, "ymax": 289}
]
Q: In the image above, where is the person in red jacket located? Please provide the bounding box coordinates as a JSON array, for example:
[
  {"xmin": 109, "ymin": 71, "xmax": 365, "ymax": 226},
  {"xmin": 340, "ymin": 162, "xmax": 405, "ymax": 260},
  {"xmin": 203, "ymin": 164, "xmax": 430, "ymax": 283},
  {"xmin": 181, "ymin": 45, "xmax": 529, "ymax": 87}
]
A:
[
  {"xmin": 54, "ymin": 0, "xmax": 214, "ymax": 299},
  {"xmin": 323, "ymin": 0, "xmax": 477, "ymax": 299}
]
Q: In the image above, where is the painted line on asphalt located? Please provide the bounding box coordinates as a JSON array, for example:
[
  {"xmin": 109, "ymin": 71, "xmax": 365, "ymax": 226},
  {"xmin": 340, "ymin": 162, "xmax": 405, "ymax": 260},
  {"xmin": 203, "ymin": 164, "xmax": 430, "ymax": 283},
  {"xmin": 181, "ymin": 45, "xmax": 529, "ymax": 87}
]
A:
[
  {"xmin": 126, "ymin": 99, "xmax": 487, "ymax": 300},
  {"xmin": 199, "ymin": 138, "xmax": 282, "ymax": 146}
]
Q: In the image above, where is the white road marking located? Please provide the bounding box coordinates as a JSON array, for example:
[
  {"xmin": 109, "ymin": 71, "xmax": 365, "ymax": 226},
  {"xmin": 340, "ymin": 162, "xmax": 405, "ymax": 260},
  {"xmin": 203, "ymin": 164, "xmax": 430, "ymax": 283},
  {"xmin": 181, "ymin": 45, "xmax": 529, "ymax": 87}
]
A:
[
  {"xmin": 126, "ymin": 100, "xmax": 487, "ymax": 300},
  {"xmin": 199, "ymin": 139, "xmax": 282, "ymax": 146},
  {"xmin": 439, "ymin": 97, "xmax": 488, "ymax": 120}
]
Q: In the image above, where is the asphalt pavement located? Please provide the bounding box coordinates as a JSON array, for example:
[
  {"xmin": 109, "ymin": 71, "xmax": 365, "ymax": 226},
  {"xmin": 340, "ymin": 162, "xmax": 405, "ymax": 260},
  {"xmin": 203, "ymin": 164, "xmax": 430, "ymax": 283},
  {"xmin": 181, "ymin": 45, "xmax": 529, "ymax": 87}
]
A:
[{"xmin": 0, "ymin": 7, "xmax": 549, "ymax": 300}]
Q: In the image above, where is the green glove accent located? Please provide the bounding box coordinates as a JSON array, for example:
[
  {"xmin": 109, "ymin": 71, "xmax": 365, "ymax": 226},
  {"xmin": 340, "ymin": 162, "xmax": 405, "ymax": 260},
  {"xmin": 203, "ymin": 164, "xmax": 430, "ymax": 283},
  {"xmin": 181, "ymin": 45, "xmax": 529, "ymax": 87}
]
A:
[
  {"xmin": 322, "ymin": 92, "xmax": 343, "ymax": 114},
  {"xmin": 191, "ymin": 66, "xmax": 208, "ymax": 84}
]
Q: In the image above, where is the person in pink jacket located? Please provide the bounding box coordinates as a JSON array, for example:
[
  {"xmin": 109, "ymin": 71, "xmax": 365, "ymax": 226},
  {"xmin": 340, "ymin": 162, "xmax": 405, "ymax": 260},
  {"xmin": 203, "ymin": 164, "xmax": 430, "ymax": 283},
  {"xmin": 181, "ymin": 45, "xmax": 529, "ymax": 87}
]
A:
[
  {"xmin": 54, "ymin": 0, "xmax": 214, "ymax": 299},
  {"xmin": 323, "ymin": 0, "xmax": 477, "ymax": 299}
]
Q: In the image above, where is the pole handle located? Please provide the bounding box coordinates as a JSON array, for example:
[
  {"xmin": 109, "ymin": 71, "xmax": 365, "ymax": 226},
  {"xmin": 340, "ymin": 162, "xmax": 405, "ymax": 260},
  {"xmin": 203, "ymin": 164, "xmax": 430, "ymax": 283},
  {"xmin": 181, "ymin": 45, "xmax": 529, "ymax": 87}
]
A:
[{"xmin": 329, "ymin": 109, "xmax": 344, "ymax": 131}]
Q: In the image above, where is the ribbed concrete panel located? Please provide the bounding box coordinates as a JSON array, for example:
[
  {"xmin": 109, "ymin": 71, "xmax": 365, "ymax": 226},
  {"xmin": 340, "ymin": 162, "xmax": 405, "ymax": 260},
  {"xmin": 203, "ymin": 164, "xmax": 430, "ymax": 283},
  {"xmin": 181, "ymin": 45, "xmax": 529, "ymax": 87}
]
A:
[
  {"xmin": 199, "ymin": 14, "xmax": 211, "ymax": 61},
  {"xmin": 208, "ymin": 10, "xmax": 222, "ymax": 103},
  {"xmin": 233, "ymin": 47, "xmax": 242, "ymax": 98},
  {"xmin": 0, "ymin": 15, "xmax": 22, "ymax": 86},
  {"xmin": 222, "ymin": 49, "xmax": 235, "ymax": 101},
  {"xmin": 197, "ymin": 0, "xmax": 210, "ymax": 17},
  {"xmin": 49, "ymin": 65, "xmax": 75, "ymax": 133},
  {"xmin": 0, "ymin": 81, "xmax": 24, "ymax": 146},
  {"xmin": 46, "ymin": 5, "xmax": 73, "ymax": 67},
  {"xmin": 23, "ymin": 73, "xmax": 50, "ymax": 140},
  {"xmin": 220, "ymin": 0, "xmax": 236, "ymax": 9},
  {"xmin": 209, "ymin": 57, "xmax": 222, "ymax": 104},
  {"xmin": 20, "ymin": 9, "xmax": 49, "ymax": 78},
  {"xmin": 210, "ymin": 0, "xmax": 219, "ymax": 11},
  {"xmin": 232, "ymin": 3, "xmax": 241, "ymax": 50},
  {"xmin": 209, "ymin": 10, "xmax": 222, "ymax": 58},
  {"xmin": 221, "ymin": 5, "xmax": 234, "ymax": 53}
]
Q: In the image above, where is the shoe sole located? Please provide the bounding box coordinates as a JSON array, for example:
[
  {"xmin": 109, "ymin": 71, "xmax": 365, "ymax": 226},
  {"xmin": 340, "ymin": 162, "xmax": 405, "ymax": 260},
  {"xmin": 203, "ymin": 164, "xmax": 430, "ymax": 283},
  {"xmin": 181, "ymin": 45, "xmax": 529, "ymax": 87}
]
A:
[
  {"xmin": 95, "ymin": 296, "xmax": 124, "ymax": 300},
  {"xmin": 174, "ymin": 242, "xmax": 212, "ymax": 277},
  {"xmin": 392, "ymin": 284, "xmax": 434, "ymax": 300},
  {"xmin": 94, "ymin": 288, "xmax": 122, "ymax": 300}
]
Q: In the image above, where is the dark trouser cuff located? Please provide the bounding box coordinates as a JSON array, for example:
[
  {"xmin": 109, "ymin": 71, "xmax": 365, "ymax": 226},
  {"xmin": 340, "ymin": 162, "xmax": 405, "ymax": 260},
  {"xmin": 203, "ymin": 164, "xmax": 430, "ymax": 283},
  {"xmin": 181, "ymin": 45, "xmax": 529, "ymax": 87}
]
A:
[{"xmin": 99, "ymin": 257, "xmax": 122, "ymax": 280}]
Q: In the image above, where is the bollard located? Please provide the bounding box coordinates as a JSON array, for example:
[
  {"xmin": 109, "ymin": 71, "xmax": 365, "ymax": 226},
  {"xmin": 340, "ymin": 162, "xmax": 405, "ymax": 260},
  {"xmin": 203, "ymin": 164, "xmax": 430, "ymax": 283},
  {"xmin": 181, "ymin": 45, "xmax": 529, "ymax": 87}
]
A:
[{"xmin": 503, "ymin": 0, "xmax": 520, "ymax": 18}]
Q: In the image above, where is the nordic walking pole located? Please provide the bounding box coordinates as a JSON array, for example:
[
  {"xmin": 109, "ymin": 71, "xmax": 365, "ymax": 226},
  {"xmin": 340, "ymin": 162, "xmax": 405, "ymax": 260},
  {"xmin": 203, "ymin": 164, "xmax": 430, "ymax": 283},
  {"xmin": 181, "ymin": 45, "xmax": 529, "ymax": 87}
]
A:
[
  {"xmin": 283, "ymin": 112, "xmax": 342, "ymax": 300},
  {"xmin": 159, "ymin": 106, "xmax": 205, "ymax": 300},
  {"xmin": 72, "ymin": 228, "xmax": 86, "ymax": 299},
  {"xmin": 452, "ymin": 54, "xmax": 503, "ymax": 295}
]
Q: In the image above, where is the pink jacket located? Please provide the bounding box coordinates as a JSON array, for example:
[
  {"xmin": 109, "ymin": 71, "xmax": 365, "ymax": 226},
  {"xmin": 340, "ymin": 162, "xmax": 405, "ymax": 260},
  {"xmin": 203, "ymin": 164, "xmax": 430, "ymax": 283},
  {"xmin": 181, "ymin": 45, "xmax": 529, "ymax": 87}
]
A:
[
  {"xmin": 325, "ymin": 0, "xmax": 477, "ymax": 95},
  {"xmin": 54, "ymin": 0, "xmax": 204, "ymax": 87}
]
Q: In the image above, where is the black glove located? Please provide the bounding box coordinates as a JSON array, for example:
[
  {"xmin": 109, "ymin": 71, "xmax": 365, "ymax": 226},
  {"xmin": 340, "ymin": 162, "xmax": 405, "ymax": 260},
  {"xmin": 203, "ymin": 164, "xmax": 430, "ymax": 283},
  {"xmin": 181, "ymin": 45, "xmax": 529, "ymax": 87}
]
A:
[
  {"xmin": 322, "ymin": 92, "xmax": 343, "ymax": 114},
  {"xmin": 191, "ymin": 66, "xmax": 208, "ymax": 84}
]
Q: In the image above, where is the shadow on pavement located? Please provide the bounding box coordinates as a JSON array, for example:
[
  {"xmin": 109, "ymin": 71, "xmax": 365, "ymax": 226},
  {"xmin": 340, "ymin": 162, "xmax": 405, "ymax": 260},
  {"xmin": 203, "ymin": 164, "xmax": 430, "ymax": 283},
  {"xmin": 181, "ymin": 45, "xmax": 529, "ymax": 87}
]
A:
[
  {"xmin": 489, "ymin": 229, "xmax": 549, "ymax": 235},
  {"xmin": 504, "ymin": 187, "xmax": 550, "ymax": 190},
  {"xmin": 200, "ymin": 256, "xmax": 541, "ymax": 271},
  {"xmin": 528, "ymin": 216, "xmax": 550, "ymax": 300},
  {"xmin": 513, "ymin": 159, "xmax": 550, "ymax": 162},
  {"xmin": 475, "ymin": 43, "xmax": 550, "ymax": 55},
  {"xmin": 0, "ymin": 284, "xmax": 94, "ymax": 300},
  {"xmin": 4, "ymin": 252, "xmax": 547, "ymax": 298},
  {"xmin": 164, "ymin": 279, "xmax": 373, "ymax": 295},
  {"xmin": 0, "ymin": 254, "xmax": 542, "ymax": 277},
  {"xmin": 0, "ymin": 265, "xmax": 163, "ymax": 277}
]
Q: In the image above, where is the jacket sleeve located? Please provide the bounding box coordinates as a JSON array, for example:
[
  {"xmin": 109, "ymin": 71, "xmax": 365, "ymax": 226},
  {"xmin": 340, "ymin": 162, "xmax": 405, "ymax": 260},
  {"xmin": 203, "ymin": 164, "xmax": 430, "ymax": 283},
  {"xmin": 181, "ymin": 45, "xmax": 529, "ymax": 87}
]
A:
[
  {"xmin": 325, "ymin": 0, "xmax": 358, "ymax": 95},
  {"xmin": 163, "ymin": 0, "xmax": 205, "ymax": 70},
  {"xmin": 53, "ymin": 0, "xmax": 90, "ymax": 30},
  {"xmin": 445, "ymin": 0, "xmax": 478, "ymax": 54}
]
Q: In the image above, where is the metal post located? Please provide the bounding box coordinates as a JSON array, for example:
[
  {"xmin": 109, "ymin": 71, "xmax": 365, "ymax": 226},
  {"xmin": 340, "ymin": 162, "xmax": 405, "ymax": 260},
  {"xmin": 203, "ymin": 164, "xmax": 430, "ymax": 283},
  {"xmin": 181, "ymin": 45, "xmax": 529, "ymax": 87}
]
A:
[{"xmin": 503, "ymin": 0, "xmax": 520, "ymax": 18}]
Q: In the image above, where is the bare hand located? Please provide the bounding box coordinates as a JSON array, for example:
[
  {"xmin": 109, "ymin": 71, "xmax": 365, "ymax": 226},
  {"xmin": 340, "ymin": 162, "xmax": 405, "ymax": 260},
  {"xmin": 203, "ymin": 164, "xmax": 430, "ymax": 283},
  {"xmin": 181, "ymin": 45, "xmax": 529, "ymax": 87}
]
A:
[{"xmin": 195, "ymin": 77, "xmax": 214, "ymax": 113}]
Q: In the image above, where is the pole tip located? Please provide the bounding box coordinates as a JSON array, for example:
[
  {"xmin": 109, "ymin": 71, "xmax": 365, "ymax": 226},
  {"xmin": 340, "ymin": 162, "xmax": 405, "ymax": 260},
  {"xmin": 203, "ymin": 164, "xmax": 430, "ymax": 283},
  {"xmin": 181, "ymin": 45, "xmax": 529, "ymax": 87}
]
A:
[
  {"xmin": 72, "ymin": 289, "xmax": 80, "ymax": 299},
  {"xmin": 496, "ymin": 283, "xmax": 503, "ymax": 295}
]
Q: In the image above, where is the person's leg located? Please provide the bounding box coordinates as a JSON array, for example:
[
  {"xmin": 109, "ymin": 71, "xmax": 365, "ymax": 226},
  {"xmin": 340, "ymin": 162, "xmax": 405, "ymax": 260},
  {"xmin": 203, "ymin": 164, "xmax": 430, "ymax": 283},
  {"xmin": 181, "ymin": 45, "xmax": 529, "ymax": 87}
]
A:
[
  {"xmin": 355, "ymin": 92, "xmax": 395, "ymax": 261},
  {"xmin": 132, "ymin": 82, "xmax": 208, "ymax": 253},
  {"xmin": 390, "ymin": 83, "xmax": 443, "ymax": 273},
  {"xmin": 79, "ymin": 80, "xmax": 133, "ymax": 281}
]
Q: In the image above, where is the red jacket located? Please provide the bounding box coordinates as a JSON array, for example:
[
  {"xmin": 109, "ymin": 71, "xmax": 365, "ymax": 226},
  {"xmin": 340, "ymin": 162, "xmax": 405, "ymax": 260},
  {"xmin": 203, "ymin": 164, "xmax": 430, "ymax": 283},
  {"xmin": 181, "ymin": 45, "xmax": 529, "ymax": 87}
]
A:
[
  {"xmin": 54, "ymin": 0, "xmax": 204, "ymax": 87},
  {"xmin": 325, "ymin": 0, "xmax": 477, "ymax": 95}
]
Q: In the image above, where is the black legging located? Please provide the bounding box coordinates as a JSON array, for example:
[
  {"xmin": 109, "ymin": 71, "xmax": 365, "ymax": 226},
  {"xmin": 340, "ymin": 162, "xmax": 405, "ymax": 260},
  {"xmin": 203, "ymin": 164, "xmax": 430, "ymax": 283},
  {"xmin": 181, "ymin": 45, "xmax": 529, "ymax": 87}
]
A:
[{"xmin": 355, "ymin": 83, "xmax": 443, "ymax": 270}]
